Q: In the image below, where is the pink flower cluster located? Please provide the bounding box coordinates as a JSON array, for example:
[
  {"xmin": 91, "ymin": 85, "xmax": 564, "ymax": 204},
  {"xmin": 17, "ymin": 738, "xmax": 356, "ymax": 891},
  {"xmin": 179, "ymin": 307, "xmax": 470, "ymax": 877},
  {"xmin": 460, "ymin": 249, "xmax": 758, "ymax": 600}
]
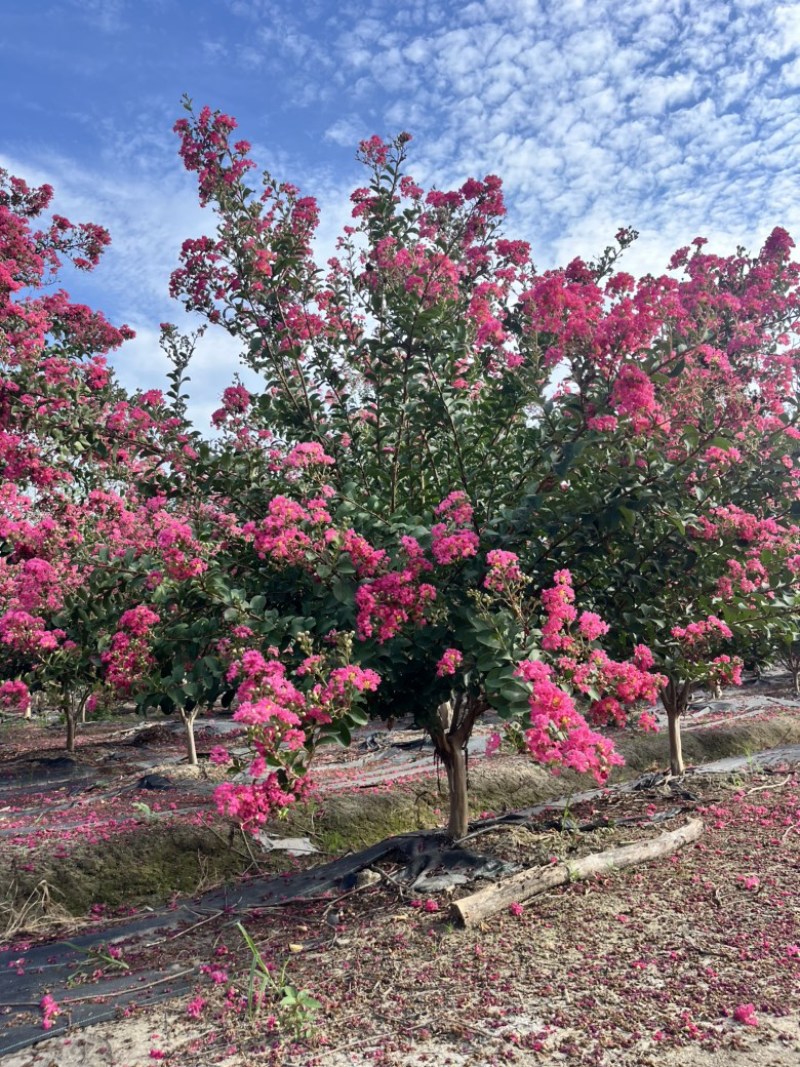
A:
[
  {"xmin": 611, "ymin": 364, "xmax": 659, "ymax": 425},
  {"xmin": 577, "ymin": 611, "xmax": 610, "ymax": 641},
  {"xmin": 154, "ymin": 514, "xmax": 208, "ymax": 581},
  {"xmin": 436, "ymin": 648, "xmax": 464, "ymax": 677},
  {"xmin": 313, "ymin": 664, "xmax": 381, "ymax": 706},
  {"xmin": 0, "ymin": 610, "xmax": 64, "ymax": 654},
  {"xmin": 118, "ymin": 605, "xmax": 160, "ymax": 636},
  {"xmin": 540, "ymin": 570, "xmax": 579, "ymax": 651},
  {"xmin": 340, "ymin": 528, "xmax": 387, "ymax": 578},
  {"xmin": 355, "ymin": 570, "xmax": 437, "ymax": 643},
  {"xmin": 364, "ymin": 234, "xmax": 462, "ymax": 306},
  {"xmin": 284, "ymin": 441, "xmax": 335, "ymax": 469},
  {"xmin": 483, "ymin": 549, "xmax": 524, "ymax": 594},
  {"xmin": 102, "ymin": 605, "xmax": 160, "ymax": 695},
  {"xmin": 514, "ymin": 658, "xmax": 624, "ymax": 782},
  {"xmin": 717, "ymin": 556, "xmax": 769, "ymax": 599},
  {"xmin": 707, "ymin": 654, "xmax": 744, "ymax": 688},
  {"xmin": 215, "ymin": 649, "xmax": 381, "ymax": 832},
  {"xmin": 39, "ymin": 994, "xmax": 60, "ymax": 1030},
  {"xmin": 732, "ymin": 1003, "xmax": 759, "ymax": 1027},
  {"xmin": 243, "ymin": 495, "xmax": 325, "ymax": 566},
  {"xmin": 211, "ymin": 383, "xmax": 251, "ymax": 427},
  {"xmin": 215, "ymin": 773, "xmax": 309, "ymax": 832},
  {"xmin": 173, "ymin": 104, "xmax": 255, "ymax": 207},
  {"xmin": 0, "ymin": 678, "xmax": 30, "ymax": 713},
  {"xmin": 430, "ymin": 492, "xmax": 479, "ymax": 566},
  {"xmin": 671, "ymin": 616, "xmax": 733, "ymax": 649}
]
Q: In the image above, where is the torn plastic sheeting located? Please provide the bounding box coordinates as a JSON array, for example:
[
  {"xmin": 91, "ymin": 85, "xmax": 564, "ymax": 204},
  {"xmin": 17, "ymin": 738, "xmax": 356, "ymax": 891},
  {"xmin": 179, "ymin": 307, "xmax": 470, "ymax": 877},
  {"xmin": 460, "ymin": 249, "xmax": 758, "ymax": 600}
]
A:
[
  {"xmin": 409, "ymin": 850, "xmax": 515, "ymax": 892},
  {"xmin": 0, "ymin": 762, "xmax": 97, "ymax": 796},
  {"xmin": 254, "ymin": 833, "xmax": 318, "ymax": 855},
  {"xmin": 0, "ymin": 970, "xmax": 193, "ymax": 1057},
  {"xmin": 697, "ymin": 743, "xmax": 800, "ymax": 774}
]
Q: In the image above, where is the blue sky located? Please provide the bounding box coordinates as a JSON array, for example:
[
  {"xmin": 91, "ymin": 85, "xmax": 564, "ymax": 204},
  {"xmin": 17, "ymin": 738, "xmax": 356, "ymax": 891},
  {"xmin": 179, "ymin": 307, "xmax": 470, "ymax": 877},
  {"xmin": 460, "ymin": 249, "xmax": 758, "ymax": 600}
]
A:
[{"xmin": 3, "ymin": 0, "xmax": 800, "ymax": 427}]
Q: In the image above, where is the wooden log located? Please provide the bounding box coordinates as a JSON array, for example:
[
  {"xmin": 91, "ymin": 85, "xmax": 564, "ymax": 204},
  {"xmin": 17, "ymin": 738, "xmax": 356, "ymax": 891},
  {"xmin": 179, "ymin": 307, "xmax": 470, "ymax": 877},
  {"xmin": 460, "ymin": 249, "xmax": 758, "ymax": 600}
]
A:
[{"xmin": 452, "ymin": 817, "xmax": 704, "ymax": 927}]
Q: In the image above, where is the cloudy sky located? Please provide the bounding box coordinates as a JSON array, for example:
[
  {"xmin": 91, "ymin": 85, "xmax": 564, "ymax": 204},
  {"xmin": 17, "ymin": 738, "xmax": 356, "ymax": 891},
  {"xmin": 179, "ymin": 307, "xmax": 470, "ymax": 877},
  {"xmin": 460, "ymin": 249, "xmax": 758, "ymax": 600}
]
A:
[{"xmin": 4, "ymin": 0, "xmax": 800, "ymax": 426}]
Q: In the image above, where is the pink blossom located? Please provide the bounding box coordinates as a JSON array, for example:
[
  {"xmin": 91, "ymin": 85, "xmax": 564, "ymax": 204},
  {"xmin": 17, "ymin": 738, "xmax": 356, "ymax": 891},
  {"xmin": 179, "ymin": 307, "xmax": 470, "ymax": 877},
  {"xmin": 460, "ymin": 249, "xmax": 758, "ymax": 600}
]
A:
[
  {"xmin": 39, "ymin": 994, "xmax": 60, "ymax": 1030},
  {"xmin": 484, "ymin": 549, "xmax": 524, "ymax": 593},
  {"xmin": 430, "ymin": 526, "xmax": 479, "ymax": 565},
  {"xmin": 485, "ymin": 731, "xmax": 502, "ymax": 757},
  {"xmin": 0, "ymin": 679, "xmax": 30, "ymax": 714},
  {"xmin": 732, "ymin": 1003, "xmax": 758, "ymax": 1026},
  {"xmin": 284, "ymin": 441, "xmax": 335, "ymax": 469},
  {"xmin": 186, "ymin": 995, "xmax": 208, "ymax": 1019},
  {"xmin": 577, "ymin": 611, "xmax": 610, "ymax": 641},
  {"xmin": 355, "ymin": 570, "xmax": 437, "ymax": 642},
  {"xmin": 436, "ymin": 648, "xmax": 464, "ymax": 677},
  {"xmin": 118, "ymin": 605, "xmax": 160, "ymax": 636}
]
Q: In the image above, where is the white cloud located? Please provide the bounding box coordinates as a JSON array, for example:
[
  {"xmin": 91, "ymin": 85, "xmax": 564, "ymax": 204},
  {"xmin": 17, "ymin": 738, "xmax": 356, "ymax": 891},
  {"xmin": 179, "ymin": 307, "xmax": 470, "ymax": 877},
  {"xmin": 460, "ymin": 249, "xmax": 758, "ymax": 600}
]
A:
[
  {"xmin": 324, "ymin": 117, "xmax": 369, "ymax": 146},
  {"xmin": 5, "ymin": 0, "xmax": 800, "ymax": 423},
  {"xmin": 70, "ymin": 0, "xmax": 128, "ymax": 33}
]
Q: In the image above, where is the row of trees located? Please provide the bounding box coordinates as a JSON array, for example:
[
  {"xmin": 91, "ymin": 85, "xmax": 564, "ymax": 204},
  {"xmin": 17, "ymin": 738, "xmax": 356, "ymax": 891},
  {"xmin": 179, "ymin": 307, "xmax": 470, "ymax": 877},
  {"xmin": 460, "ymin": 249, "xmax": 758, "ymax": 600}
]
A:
[{"xmin": 0, "ymin": 103, "xmax": 798, "ymax": 838}]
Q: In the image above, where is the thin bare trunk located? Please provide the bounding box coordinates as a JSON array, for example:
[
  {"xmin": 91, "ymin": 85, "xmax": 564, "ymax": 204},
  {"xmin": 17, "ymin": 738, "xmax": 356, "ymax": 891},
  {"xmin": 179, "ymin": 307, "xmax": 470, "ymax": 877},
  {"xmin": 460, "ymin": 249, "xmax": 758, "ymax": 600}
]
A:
[
  {"xmin": 62, "ymin": 684, "xmax": 77, "ymax": 753},
  {"xmin": 65, "ymin": 710, "xmax": 76, "ymax": 753},
  {"xmin": 182, "ymin": 710, "xmax": 198, "ymax": 766},
  {"xmin": 661, "ymin": 676, "xmax": 691, "ymax": 776},
  {"xmin": 667, "ymin": 710, "xmax": 684, "ymax": 776},
  {"xmin": 445, "ymin": 744, "xmax": 468, "ymax": 839}
]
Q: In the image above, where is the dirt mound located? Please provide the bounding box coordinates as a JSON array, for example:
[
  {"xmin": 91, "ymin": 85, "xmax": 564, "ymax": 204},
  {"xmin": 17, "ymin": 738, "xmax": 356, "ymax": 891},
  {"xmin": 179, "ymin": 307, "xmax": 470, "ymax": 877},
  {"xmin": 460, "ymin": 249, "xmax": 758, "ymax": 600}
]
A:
[{"xmin": 128, "ymin": 723, "xmax": 177, "ymax": 747}]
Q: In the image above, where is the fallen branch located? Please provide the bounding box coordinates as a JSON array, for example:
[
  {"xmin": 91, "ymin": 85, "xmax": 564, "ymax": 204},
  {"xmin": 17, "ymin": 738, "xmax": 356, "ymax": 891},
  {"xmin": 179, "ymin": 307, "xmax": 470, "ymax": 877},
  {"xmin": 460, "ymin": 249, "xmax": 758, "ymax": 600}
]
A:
[
  {"xmin": 452, "ymin": 818, "xmax": 704, "ymax": 927},
  {"xmin": 745, "ymin": 775, "xmax": 791, "ymax": 795},
  {"xmin": 61, "ymin": 965, "xmax": 197, "ymax": 1004}
]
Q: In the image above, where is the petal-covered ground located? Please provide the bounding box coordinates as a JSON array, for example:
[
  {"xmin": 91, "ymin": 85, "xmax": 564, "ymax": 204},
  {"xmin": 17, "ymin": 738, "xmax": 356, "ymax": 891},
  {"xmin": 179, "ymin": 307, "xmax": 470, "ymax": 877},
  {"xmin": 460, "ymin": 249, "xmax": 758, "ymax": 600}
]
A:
[{"xmin": 1, "ymin": 681, "xmax": 800, "ymax": 1065}]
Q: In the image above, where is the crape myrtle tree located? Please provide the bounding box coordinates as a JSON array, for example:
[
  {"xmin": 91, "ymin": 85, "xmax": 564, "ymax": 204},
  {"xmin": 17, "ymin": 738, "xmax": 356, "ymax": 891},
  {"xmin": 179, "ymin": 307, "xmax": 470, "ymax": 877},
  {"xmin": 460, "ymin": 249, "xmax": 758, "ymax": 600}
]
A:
[
  {"xmin": 170, "ymin": 102, "xmax": 800, "ymax": 817},
  {"xmin": 168, "ymin": 103, "xmax": 668, "ymax": 838},
  {"xmin": 0, "ymin": 166, "xmax": 135, "ymax": 739},
  {"xmin": 0, "ymin": 165, "xmax": 382, "ymax": 771},
  {"xmin": 499, "ymin": 232, "xmax": 800, "ymax": 772},
  {"xmin": 0, "ymin": 168, "xmax": 218, "ymax": 752}
]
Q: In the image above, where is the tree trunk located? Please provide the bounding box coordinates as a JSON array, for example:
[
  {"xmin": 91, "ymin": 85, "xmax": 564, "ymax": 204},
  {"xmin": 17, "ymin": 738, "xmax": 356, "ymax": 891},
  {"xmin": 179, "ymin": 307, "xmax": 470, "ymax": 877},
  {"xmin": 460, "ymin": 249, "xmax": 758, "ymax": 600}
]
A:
[
  {"xmin": 62, "ymin": 685, "xmax": 77, "ymax": 753},
  {"xmin": 452, "ymin": 818, "xmax": 704, "ymax": 927},
  {"xmin": 65, "ymin": 711, "xmax": 76, "ymax": 753},
  {"xmin": 182, "ymin": 710, "xmax": 198, "ymax": 766},
  {"xmin": 667, "ymin": 710, "xmax": 683, "ymax": 776},
  {"xmin": 661, "ymin": 676, "xmax": 691, "ymax": 776},
  {"xmin": 431, "ymin": 693, "xmax": 484, "ymax": 841},
  {"xmin": 444, "ymin": 743, "xmax": 468, "ymax": 840}
]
